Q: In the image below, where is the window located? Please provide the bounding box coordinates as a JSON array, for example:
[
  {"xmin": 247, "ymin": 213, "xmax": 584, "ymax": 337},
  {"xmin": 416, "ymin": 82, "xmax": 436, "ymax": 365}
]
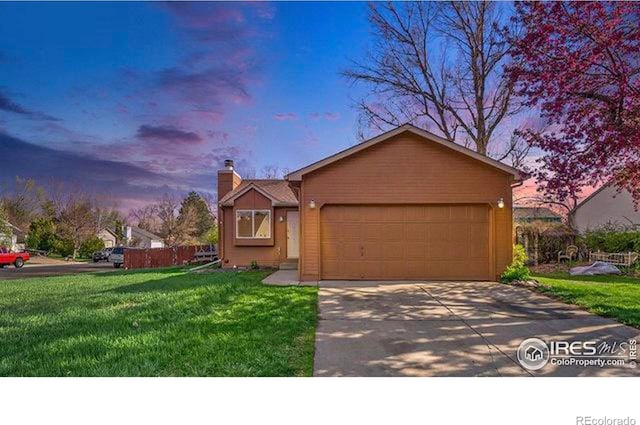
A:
[{"xmin": 236, "ymin": 210, "xmax": 271, "ymax": 239}]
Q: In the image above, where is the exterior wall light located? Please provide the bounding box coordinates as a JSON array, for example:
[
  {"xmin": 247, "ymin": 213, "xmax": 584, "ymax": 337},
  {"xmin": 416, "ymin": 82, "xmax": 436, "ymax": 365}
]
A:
[
  {"xmin": 309, "ymin": 200, "xmax": 316, "ymax": 209},
  {"xmin": 497, "ymin": 198, "xmax": 505, "ymax": 209}
]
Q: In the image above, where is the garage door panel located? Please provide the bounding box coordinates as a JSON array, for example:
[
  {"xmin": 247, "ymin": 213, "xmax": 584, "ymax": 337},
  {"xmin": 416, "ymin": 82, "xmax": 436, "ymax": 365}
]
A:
[
  {"xmin": 382, "ymin": 242, "xmax": 405, "ymax": 260},
  {"xmin": 362, "ymin": 242, "xmax": 382, "ymax": 259},
  {"xmin": 406, "ymin": 242, "xmax": 426, "ymax": 260},
  {"xmin": 450, "ymin": 206, "xmax": 469, "ymax": 221},
  {"xmin": 426, "ymin": 206, "xmax": 450, "ymax": 222},
  {"xmin": 343, "ymin": 242, "xmax": 362, "ymax": 260},
  {"xmin": 382, "ymin": 224, "xmax": 404, "ymax": 242},
  {"xmin": 321, "ymin": 205, "xmax": 490, "ymax": 280},
  {"xmin": 382, "ymin": 260, "xmax": 404, "ymax": 278},
  {"xmin": 362, "ymin": 223, "xmax": 383, "ymax": 241},
  {"xmin": 321, "ymin": 242, "xmax": 339, "ymax": 260},
  {"xmin": 405, "ymin": 260, "xmax": 427, "ymax": 278},
  {"xmin": 406, "ymin": 223, "xmax": 426, "ymax": 241},
  {"xmin": 342, "ymin": 207, "xmax": 361, "ymax": 222},
  {"xmin": 403, "ymin": 205, "xmax": 422, "ymax": 221}
]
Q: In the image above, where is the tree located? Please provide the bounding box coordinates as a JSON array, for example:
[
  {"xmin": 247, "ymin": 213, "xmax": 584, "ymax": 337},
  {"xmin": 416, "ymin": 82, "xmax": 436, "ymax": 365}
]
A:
[
  {"xmin": 508, "ymin": 2, "xmax": 640, "ymax": 204},
  {"xmin": 79, "ymin": 237, "xmax": 105, "ymax": 258},
  {"xmin": 0, "ymin": 176, "xmax": 46, "ymax": 231},
  {"xmin": 130, "ymin": 205, "xmax": 158, "ymax": 233},
  {"xmin": 25, "ymin": 218, "xmax": 58, "ymax": 252},
  {"xmin": 345, "ymin": 1, "xmax": 524, "ymax": 162},
  {"xmin": 155, "ymin": 194, "xmax": 197, "ymax": 246},
  {"xmin": 178, "ymin": 192, "xmax": 215, "ymax": 241},
  {"xmin": 56, "ymin": 194, "xmax": 98, "ymax": 259},
  {"xmin": 0, "ymin": 206, "xmax": 11, "ymax": 248}
]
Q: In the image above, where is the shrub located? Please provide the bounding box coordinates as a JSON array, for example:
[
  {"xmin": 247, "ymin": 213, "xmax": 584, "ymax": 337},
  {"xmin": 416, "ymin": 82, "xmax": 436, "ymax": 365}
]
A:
[
  {"xmin": 53, "ymin": 238, "xmax": 75, "ymax": 257},
  {"xmin": 501, "ymin": 244, "xmax": 531, "ymax": 283},
  {"xmin": 78, "ymin": 237, "xmax": 105, "ymax": 258},
  {"xmin": 25, "ymin": 218, "xmax": 58, "ymax": 252},
  {"xmin": 250, "ymin": 260, "xmax": 259, "ymax": 270},
  {"xmin": 581, "ymin": 227, "xmax": 640, "ymax": 253},
  {"xmin": 202, "ymin": 226, "xmax": 218, "ymax": 245}
]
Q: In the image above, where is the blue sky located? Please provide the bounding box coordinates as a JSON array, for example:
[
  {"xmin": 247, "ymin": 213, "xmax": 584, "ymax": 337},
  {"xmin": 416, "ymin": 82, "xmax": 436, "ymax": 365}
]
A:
[{"xmin": 0, "ymin": 2, "xmax": 373, "ymax": 209}]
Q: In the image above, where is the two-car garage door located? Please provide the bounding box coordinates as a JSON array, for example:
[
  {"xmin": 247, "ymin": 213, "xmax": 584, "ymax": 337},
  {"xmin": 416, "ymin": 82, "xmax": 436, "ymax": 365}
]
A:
[{"xmin": 320, "ymin": 205, "xmax": 491, "ymax": 280}]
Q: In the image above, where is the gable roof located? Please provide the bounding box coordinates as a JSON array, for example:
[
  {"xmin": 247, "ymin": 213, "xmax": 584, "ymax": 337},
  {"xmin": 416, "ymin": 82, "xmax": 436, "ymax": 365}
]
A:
[
  {"xmin": 513, "ymin": 206, "xmax": 562, "ymax": 221},
  {"xmin": 219, "ymin": 179, "xmax": 298, "ymax": 207},
  {"xmin": 130, "ymin": 226, "xmax": 163, "ymax": 241},
  {"xmin": 569, "ymin": 184, "xmax": 612, "ymax": 216},
  {"xmin": 285, "ymin": 123, "xmax": 525, "ymax": 182},
  {"xmin": 1, "ymin": 220, "xmax": 21, "ymax": 233}
]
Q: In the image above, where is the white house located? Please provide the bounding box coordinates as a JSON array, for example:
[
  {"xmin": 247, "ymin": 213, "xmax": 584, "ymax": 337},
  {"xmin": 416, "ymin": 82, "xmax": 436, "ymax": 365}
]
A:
[
  {"xmin": 571, "ymin": 185, "xmax": 640, "ymax": 233},
  {"xmin": 0, "ymin": 220, "xmax": 20, "ymax": 251},
  {"xmin": 97, "ymin": 229, "xmax": 118, "ymax": 248},
  {"xmin": 125, "ymin": 226, "xmax": 165, "ymax": 249}
]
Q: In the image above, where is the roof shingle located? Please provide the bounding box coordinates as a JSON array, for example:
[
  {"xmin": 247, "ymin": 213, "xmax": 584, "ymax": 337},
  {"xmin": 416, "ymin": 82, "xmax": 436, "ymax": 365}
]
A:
[{"xmin": 219, "ymin": 179, "xmax": 298, "ymax": 206}]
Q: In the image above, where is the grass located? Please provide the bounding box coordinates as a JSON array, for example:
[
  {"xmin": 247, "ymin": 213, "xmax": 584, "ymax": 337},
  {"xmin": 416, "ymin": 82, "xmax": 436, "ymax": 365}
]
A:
[
  {"xmin": 533, "ymin": 272, "xmax": 640, "ymax": 328},
  {"xmin": 0, "ymin": 269, "xmax": 318, "ymax": 376}
]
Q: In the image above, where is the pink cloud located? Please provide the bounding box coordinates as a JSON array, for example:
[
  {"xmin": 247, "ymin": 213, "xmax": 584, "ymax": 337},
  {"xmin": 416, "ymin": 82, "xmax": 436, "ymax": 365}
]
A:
[{"xmin": 274, "ymin": 112, "xmax": 298, "ymax": 121}]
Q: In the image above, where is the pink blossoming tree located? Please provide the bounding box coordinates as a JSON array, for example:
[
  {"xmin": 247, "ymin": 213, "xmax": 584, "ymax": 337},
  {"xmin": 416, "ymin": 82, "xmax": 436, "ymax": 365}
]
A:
[{"xmin": 508, "ymin": 1, "xmax": 640, "ymax": 204}]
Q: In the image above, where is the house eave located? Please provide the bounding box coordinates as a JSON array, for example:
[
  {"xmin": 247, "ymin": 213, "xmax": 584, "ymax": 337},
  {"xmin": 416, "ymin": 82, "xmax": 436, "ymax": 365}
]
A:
[{"xmin": 285, "ymin": 124, "xmax": 524, "ymax": 182}]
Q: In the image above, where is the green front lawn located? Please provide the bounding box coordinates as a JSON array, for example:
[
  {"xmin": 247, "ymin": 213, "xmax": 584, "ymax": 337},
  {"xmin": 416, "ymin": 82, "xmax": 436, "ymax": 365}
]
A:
[
  {"xmin": 0, "ymin": 269, "xmax": 318, "ymax": 376},
  {"xmin": 533, "ymin": 273, "xmax": 640, "ymax": 328}
]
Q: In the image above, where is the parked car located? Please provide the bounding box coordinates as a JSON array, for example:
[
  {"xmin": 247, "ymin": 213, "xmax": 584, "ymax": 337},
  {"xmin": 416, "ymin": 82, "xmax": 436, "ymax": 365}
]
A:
[
  {"xmin": 92, "ymin": 247, "xmax": 113, "ymax": 263},
  {"xmin": 108, "ymin": 247, "xmax": 125, "ymax": 268},
  {"xmin": 0, "ymin": 249, "xmax": 30, "ymax": 268}
]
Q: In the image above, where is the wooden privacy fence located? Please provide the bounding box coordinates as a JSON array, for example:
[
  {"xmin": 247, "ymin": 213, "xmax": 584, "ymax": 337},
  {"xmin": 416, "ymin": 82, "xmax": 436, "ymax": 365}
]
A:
[{"xmin": 124, "ymin": 245, "xmax": 217, "ymax": 269}]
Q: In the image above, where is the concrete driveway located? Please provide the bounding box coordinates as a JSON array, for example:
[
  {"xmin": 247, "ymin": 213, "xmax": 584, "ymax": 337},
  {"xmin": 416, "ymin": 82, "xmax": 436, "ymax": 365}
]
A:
[
  {"xmin": 0, "ymin": 261, "xmax": 116, "ymax": 280},
  {"xmin": 314, "ymin": 281, "xmax": 640, "ymax": 377}
]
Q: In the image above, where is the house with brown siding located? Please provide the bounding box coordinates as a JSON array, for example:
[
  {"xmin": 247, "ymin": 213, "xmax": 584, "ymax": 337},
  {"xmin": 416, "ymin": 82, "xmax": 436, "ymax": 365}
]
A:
[{"xmin": 217, "ymin": 124, "xmax": 523, "ymax": 281}]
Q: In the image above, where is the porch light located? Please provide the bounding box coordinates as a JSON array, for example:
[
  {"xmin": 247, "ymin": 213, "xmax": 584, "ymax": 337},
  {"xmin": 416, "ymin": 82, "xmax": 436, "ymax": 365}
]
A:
[
  {"xmin": 497, "ymin": 198, "xmax": 505, "ymax": 209},
  {"xmin": 309, "ymin": 200, "xmax": 316, "ymax": 209}
]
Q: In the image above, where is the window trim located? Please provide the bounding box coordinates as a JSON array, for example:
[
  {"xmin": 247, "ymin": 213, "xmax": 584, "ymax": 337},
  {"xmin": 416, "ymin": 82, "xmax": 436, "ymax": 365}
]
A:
[{"xmin": 236, "ymin": 209, "xmax": 271, "ymax": 239}]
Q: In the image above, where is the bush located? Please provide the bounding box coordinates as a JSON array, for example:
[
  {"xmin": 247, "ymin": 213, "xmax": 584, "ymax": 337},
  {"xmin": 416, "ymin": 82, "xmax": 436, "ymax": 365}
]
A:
[
  {"xmin": 202, "ymin": 226, "xmax": 218, "ymax": 245},
  {"xmin": 53, "ymin": 238, "xmax": 75, "ymax": 257},
  {"xmin": 25, "ymin": 218, "xmax": 58, "ymax": 252},
  {"xmin": 501, "ymin": 244, "xmax": 531, "ymax": 283},
  {"xmin": 581, "ymin": 227, "xmax": 640, "ymax": 253},
  {"xmin": 78, "ymin": 237, "xmax": 105, "ymax": 258},
  {"xmin": 250, "ymin": 260, "xmax": 259, "ymax": 270}
]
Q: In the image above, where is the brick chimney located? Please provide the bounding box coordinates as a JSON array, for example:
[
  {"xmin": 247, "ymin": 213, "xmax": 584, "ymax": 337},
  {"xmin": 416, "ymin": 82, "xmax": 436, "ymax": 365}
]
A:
[{"xmin": 217, "ymin": 159, "xmax": 241, "ymax": 201}]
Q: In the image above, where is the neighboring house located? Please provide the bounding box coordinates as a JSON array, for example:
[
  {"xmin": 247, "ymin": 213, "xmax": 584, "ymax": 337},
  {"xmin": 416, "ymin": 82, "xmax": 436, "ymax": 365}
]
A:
[
  {"xmin": 125, "ymin": 226, "xmax": 165, "ymax": 249},
  {"xmin": 218, "ymin": 123, "xmax": 524, "ymax": 281},
  {"xmin": 571, "ymin": 184, "xmax": 640, "ymax": 233},
  {"xmin": 0, "ymin": 220, "xmax": 20, "ymax": 251},
  {"xmin": 513, "ymin": 207, "xmax": 562, "ymax": 224},
  {"xmin": 97, "ymin": 229, "xmax": 118, "ymax": 248}
]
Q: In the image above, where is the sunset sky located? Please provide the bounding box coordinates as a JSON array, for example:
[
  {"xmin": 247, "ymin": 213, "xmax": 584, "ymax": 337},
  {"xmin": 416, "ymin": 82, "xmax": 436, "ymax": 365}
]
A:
[{"xmin": 0, "ymin": 2, "xmax": 544, "ymax": 211}]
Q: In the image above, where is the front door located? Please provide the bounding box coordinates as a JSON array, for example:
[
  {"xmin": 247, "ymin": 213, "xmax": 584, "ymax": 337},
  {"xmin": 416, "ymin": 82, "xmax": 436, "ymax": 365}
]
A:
[{"xmin": 286, "ymin": 211, "xmax": 300, "ymax": 259}]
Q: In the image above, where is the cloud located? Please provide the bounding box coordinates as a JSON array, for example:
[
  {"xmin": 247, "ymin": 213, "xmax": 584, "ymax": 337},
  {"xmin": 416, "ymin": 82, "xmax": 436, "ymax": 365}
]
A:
[
  {"xmin": 274, "ymin": 112, "xmax": 298, "ymax": 121},
  {"xmin": 156, "ymin": 66, "xmax": 252, "ymax": 107},
  {"xmin": 136, "ymin": 124, "xmax": 202, "ymax": 143},
  {"xmin": 0, "ymin": 130, "xmax": 181, "ymax": 204},
  {"xmin": 0, "ymin": 89, "xmax": 59, "ymax": 121},
  {"xmin": 309, "ymin": 111, "xmax": 341, "ymax": 121}
]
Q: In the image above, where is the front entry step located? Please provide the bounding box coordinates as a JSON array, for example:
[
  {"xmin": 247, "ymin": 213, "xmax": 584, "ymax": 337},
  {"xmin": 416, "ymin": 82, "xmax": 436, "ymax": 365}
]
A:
[{"xmin": 279, "ymin": 260, "xmax": 298, "ymax": 270}]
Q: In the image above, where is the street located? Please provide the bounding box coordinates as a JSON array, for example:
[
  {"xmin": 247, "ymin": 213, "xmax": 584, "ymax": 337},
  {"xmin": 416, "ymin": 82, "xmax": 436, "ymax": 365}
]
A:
[{"xmin": 0, "ymin": 261, "xmax": 117, "ymax": 280}]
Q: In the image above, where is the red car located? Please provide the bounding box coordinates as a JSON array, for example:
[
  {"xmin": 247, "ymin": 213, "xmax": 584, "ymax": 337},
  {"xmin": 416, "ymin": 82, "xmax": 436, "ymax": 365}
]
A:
[{"xmin": 0, "ymin": 250, "xmax": 30, "ymax": 268}]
